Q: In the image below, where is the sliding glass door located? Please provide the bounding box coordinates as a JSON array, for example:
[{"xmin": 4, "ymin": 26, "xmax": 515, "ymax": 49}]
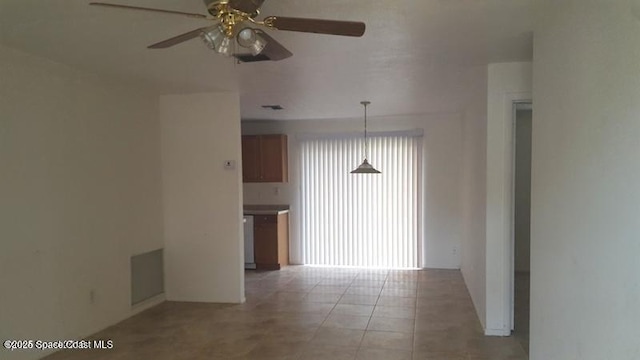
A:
[{"xmin": 299, "ymin": 133, "xmax": 421, "ymax": 268}]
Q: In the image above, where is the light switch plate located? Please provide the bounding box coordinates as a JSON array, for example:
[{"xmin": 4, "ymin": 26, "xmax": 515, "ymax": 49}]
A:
[{"xmin": 223, "ymin": 160, "xmax": 236, "ymax": 170}]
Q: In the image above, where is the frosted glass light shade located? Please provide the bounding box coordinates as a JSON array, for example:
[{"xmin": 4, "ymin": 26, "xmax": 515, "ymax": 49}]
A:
[
  {"xmin": 215, "ymin": 36, "xmax": 232, "ymax": 56},
  {"xmin": 237, "ymin": 27, "xmax": 267, "ymax": 55},
  {"xmin": 237, "ymin": 28, "xmax": 256, "ymax": 46},
  {"xmin": 201, "ymin": 26, "xmax": 224, "ymax": 49},
  {"xmin": 200, "ymin": 26, "xmax": 233, "ymax": 56}
]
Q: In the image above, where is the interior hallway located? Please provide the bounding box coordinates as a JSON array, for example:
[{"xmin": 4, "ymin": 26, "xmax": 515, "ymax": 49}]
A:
[
  {"xmin": 513, "ymin": 272, "xmax": 530, "ymax": 356},
  {"xmin": 43, "ymin": 266, "xmax": 528, "ymax": 360}
]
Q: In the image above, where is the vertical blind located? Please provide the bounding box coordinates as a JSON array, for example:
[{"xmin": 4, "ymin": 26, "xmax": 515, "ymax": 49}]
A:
[{"xmin": 300, "ymin": 134, "xmax": 421, "ymax": 268}]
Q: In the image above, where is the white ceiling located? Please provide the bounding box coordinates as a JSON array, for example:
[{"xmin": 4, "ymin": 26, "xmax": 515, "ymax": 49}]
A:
[{"xmin": 0, "ymin": 0, "xmax": 532, "ymax": 120}]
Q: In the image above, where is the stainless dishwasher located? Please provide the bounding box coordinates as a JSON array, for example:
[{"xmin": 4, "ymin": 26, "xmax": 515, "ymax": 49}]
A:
[{"xmin": 243, "ymin": 215, "xmax": 256, "ymax": 269}]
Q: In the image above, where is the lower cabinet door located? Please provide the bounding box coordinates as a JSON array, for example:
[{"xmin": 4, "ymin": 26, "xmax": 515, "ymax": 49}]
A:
[{"xmin": 254, "ymin": 217, "xmax": 279, "ymax": 270}]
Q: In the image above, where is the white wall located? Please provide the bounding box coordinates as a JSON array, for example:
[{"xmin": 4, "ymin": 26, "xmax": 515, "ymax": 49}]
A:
[
  {"xmin": 460, "ymin": 67, "xmax": 488, "ymax": 329},
  {"xmin": 242, "ymin": 112, "xmax": 464, "ymax": 269},
  {"xmin": 530, "ymin": 2, "xmax": 640, "ymax": 359},
  {"xmin": 485, "ymin": 61, "xmax": 532, "ymax": 335},
  {"xmin": 0, "ymin": 45, "xmax": 164, "ymax": 360},
  {"xmin": 161, "ymin": 92, "xmax": 245, "ymax": 303}
]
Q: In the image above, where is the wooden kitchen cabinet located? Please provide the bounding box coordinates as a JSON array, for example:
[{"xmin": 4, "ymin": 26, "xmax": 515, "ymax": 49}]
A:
[
  {"xmin": 241, "ymin": 134, "xmax": 288, "ymax": 183},
  {"xmin": 241, "ymin": 136, "xmax": 261, "ymax": 182},
  {"xmin": 253, "ymin": 213, "xmax": 289, "ymax": 270}
]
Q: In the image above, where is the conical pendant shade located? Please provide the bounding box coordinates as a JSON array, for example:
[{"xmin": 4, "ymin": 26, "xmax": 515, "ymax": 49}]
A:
[
  {"xmin": 351, "ymin": 101, "xmax": 381, "ymax": 174},
  {"xmin": 351, "ymin": 158, "xmax": 381, "ymax": 174}
]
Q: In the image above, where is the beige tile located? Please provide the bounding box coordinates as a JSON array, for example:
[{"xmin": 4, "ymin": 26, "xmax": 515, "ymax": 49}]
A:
[
  {"xmin": 331, "ymin": 304, "xmax": 375, "ymax": 316},
  {"xmin": 319, "ymin": 278, "xmax": 355, "ymax": 286},
  {"xmin": 356, "ymin": 348, "xmax": 413, "ymax": 360},
  {"xmin": 373, "ymin": 305, "xmax": 416, "ymax": 319},
  {"xmin": 412, "ymin": 351, "xmax": 466, "ymax": 360},
  {"xmin": 387, "ymin": 272, "xmax": 419, "ymax": 279},
  {"xmin": 355, "ymin": 273, "xmax": 388, "ymax": 281},
  {"xmin": 262, "ymin": 324, "xmax": 319, "ymax": 343},
  {"xmin": 322, "ymin": 313, "xmax": 371, "ymax": 330},
  {"xmin": 346, "ymin": 286, "xmax": 383, "ymax": 296},
  {"xmin": 376, "ymin": 296, "xmax": 416, "ymax": 308},
  {"xmin": 339, "ymin": 294, "xmax": 379, "ymax": 305},
  {"xmin": 351, "ymin": 279, "xmax": 386, "ymax": 287},
  {"xmin": 41, "ymin": 267, "xmax": 528, "ymax": 360},
  {"xmin": 299, "ymin": 344, "xmax": 358, "ymax": 360},
  {"xmin": 271, "ymin": 313, "xmax": 327, "ymax": 327},
  {"xmin": 267, "ymin": 291, "xmax": 309, "ymax": 302},
  {"xmin": 199, "ymin": 337, "xmax": 261, "ymax": 358},
  {"xmin": 310, "ymin": 327, "xmax": 365, "ymax": 347},
  {"xmin": 281, "ymin": 302, "xmax": 335, "ymax": 316},
  {"xmin": 282, "ymin": 283, "xmax": 317, "ymax": 292},
  {"xmin": 466, "ymin": 335, "xmax": 529, "ymax": 359},
  {"xmin": 381, "ymin": 288, "xmax": 418, "ymax": 297},
  {"xmin": 413, "ymin": 327, "xmax": 480, "ymax": 354},
  {"xmin": 241, "ymin": 340, "xmax": 306, "ymax": 359},
  {"xmin": 305, "ymin": 292, "xmax": 343, "ymax": 304},
  {"xmin": 361, "ymin": 330, "xmax": 414, "ymax": 350},
  {"xmin": 311, "ymin": 285, "xmax": 349, "ymax": 294},
  {"xmin": 367, "ymin": 316, "xmax": 415, "ymax": 333},
  {"xmin": 383, "ymin": 281, "xmax": 418, "ymax": 290}
]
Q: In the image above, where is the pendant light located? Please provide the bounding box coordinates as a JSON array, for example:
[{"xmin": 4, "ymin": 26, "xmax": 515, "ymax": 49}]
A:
[{"xmin": 351, "ymin": 101, "xmax": 381, "ymax": 174}]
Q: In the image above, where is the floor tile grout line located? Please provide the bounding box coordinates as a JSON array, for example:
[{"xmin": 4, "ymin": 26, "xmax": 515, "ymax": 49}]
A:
[{"xmin": 355, "ymin": 272, "xmax": 386, "ymax": 356}]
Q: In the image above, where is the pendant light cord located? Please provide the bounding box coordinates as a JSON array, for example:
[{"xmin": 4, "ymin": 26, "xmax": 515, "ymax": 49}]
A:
[
  {"xmin": 364, "ymin": 103, "xmax": 368, "ymax": 160},
  {"xmin": 361, "ymin": 100, "xmax": 370, "ymax": 160}
]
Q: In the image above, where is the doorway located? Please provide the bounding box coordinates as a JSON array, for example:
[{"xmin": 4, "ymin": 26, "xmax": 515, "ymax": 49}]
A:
[{"xmin": 512, "ymin": 103, "xmax": 532, "ymax": 355}]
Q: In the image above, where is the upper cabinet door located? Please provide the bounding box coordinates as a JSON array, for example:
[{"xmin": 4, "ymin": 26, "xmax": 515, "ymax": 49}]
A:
[
  {"xmin": 241, "ymin": 134, "xmax": 288, "ymax": 183},
  {"xmin": 260, "ymin": 135, "xmax": 288, "ymax": 182},
  {"xmin": 241, "ymin": 135, "xmax": 261, "ymax": 182}
]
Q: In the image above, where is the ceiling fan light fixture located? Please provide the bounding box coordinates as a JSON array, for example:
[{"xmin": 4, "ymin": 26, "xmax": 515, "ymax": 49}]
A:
[
  {"xmin": 200, "ymin": 26, "xmax": 223, "ymax": 49},
  {"xmin": 215, "ymin": 36, "xmax": 233, "ymax": 56},
  {"xmin": 237, "ymin": 27, "xmax": 257, "ymax": 46},
  {"xmin": 249, "ymin": 35, "xmax": 267, "ymax": 55},
  {"xmin": 237, "ymin": 27, "xmax": 267, "ymax": 55},
  {"xmin": 200, "ymin": 25, "xmax": 232, "ymax": 56},
  {"xmin": 90, "ymin": 1, "xmax": 366, "ymax": 60}
]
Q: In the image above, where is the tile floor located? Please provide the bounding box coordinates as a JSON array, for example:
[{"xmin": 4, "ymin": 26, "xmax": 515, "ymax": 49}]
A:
[
  {"xmin": 43, "ymin": 266, "xmax": 528, "ymax": 360},
  {"xmin": 513, "ymin": 272, "xmax": 530, "ymax": 356}
]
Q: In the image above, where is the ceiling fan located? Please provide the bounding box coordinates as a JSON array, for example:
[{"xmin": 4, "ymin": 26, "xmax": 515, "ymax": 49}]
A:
[{"xmin": 89, "ymin": 0, "xmax": 366, "ymax": 62}]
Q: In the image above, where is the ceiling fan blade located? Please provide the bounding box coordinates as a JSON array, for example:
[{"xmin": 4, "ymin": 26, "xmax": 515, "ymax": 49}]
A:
[
  {"xmin": 148, "ymin": 27, "xmax": 208, "ymax": 49},
  {"xmin": 255, "ymin": 30, "xmax": 292, "ymax": 61},
  {"xmin": 90, "ymin": 2, "xmax": 207, "ymax": 19},
  {"xmin": 267, "ymin": 16, "xmax": 365, "ymax": 37},
  {"xmin": 228, "ymin": 0, "xmax": 266, "ymax": 14}
]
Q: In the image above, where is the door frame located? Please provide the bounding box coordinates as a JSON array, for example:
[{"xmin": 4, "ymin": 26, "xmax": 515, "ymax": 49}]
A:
[{"xmin": 508, "ymin": 101, "xmax": 533, "ymax": 331}]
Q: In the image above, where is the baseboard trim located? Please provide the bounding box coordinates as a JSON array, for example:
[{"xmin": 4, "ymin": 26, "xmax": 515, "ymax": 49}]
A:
[
  {"xmin": 485, "ymin": 328, "xmax": 511, "ymax": 336},
  {"xmin": 131, "ymin": 293, "xmax": 165, "ymax": 315}
]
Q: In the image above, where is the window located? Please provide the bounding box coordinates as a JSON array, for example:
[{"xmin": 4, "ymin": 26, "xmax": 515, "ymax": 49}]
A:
[{"xmin": 299, "ymin": 133, "xmax": 421, "ymax": 268}]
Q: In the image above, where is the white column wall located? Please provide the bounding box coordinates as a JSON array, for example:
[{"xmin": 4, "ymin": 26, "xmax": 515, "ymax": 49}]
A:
[
  {"xmin": 530, "ymin": 2, "xmax": 640, "ymax": 359},
  {"xmin": 160, "ymin": 92, "xmax": 245, "ymax": 303},
  {"xmin": 460, "ymin": 67, "xmax": 488, "ymax": 329}
]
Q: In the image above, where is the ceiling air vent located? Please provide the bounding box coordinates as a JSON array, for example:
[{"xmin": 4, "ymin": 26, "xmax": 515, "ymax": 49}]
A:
[
  {"xmin": 234, "ymin": 53, "xmax": 271, "ymax": 63},
  {"xmin": 262, "ymin": 105, "xmax": 284, "ymax": 110}
]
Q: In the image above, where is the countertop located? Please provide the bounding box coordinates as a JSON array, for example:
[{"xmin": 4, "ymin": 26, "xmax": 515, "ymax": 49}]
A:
[{"xmin": 243, "ymin": 204, "xmax": 290, "ymax": 215}]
